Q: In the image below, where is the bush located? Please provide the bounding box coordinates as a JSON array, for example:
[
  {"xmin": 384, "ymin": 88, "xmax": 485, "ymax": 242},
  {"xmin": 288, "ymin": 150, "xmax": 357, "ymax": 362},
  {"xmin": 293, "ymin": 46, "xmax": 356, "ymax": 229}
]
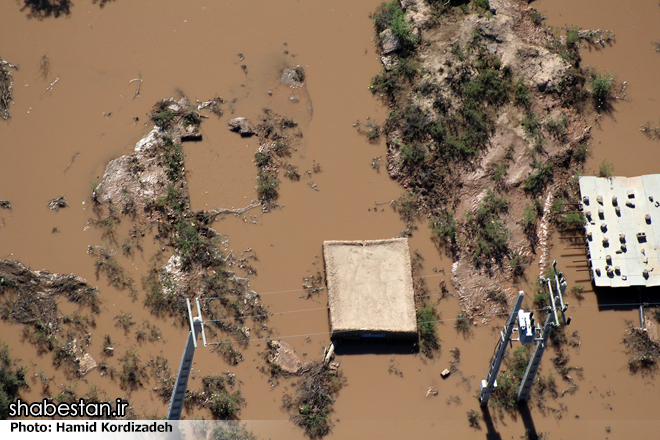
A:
[
  {"xmin": 211, "ymin": 424, "xmax": 258, "ymax": 440},
  {"xmin": 530, "ymin": 10, "xmax": 544, "ymax": 25},
  {"xmin": 118, "ymin": 349, "xmax": 147, "ymax": 391},
  {"xmin": 558, "ymin": 212, "xmax": 585, "ymax": 230},
  {"xmin": 524, "ymin": 162, "xmax": 553, "ymax": 195},
  {"xmin": 256, "ymin": 170, "xmax": 279, "ymax": 201},
  {"xmin": 373, "ymin": 0, "xmax": 418, "ymax": 52},
  {"xmin": 545, "ymin": 115, "xmax": 568, "ymax": 141},
  {"xmin": 431, "ymin": 210, "xmax": 457, "ymax": 243},
  {"xmin": 509, "ymin": 251, "xmax": 527, "ymax": 277},
  {"xmin": 468, "ymin": 191, "xmax": 511, "ymax": 263},
  {"xmin": 514, "ymin": 77, "xmax": 531, "ymax": 109},
  {"xmin": 0, "ymin": 342, "xmax": 27, "ymax": 419},
  {"xmin": 472, "ymin": 0, "xmax": 489, "ymax": 12},
  {"xmin": 598, "ymin": 159, "xmax": 614, "ymax": 177},
  {"xmin": 522, "ymin": 112, "xmax": 543, "ymax": 148},
  {"xmin": 284, "ymin": 362, "xmax": 344, "ymax": 438},
  {"xmin": 209, "ymin": 391, "xmax": 243, "ymax": 419},
  {"xmin": 490, "ymin": 347, "xmax": 529, "ymax": 410},
  {"xmin": 455, "ymin": 311, "xmax": 472, "ymax": 334},
  {"xmin": 519, "ymin": 203, "xmax": 540, "ymax": 237},
  {"xmin": 488, "ymin": 163, "xmax": 508, "ymax": 182},
  {"xmin": 591, "ymin": 72, "xmax": 614, "ymax": 110},
  {"xmin": 151, "ymin": 101, "xmax": 175, "ymax": 128},
  {"xmin": 467, "ymin": 409, "xmax": 481, "ymax": 428},
  {"xmin": 370, "ymin": 57, "xmax": 419, "ymax": 97},
  {"xmin": 417, "ymin": 306, "xmax": 439, "ymax": 350}
]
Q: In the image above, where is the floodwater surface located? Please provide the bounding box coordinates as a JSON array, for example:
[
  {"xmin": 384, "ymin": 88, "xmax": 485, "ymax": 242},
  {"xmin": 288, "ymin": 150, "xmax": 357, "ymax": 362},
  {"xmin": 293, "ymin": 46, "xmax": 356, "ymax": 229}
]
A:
[{"xmin": 1, "ymin": 0, "xmax": 660, "ymax": 439}]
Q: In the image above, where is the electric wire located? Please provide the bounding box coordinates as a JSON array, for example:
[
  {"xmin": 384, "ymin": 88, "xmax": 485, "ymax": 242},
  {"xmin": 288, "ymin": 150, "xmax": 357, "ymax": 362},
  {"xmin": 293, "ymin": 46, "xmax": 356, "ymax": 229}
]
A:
[{"xmin": 201, "ymin": 301, "xmax": 660, "ymax": 346}]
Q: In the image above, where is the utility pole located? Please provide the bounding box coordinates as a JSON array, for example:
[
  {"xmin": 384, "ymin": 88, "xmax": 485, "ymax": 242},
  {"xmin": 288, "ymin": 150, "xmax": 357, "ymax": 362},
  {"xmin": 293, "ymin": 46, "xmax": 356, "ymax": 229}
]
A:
[
  {"xmin": 479, "ymin": 291, "xmax": 524, "ymax": 407},
  {"xmin": 167, "ymin": 298, "xmax": 208, "ymax": 420},
  {"xmin": 516, "ymin": 261, "xmax": 572, "ymax": 403},
  {"xmin": 516, "ymin": 310, "xmax": 553, "ymax": 402}
]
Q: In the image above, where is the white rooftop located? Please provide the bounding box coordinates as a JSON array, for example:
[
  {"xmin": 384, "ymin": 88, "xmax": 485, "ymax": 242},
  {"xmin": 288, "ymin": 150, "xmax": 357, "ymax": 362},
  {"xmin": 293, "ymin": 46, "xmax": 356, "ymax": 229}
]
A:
[{"xmin": 579, "ymin": 175, "xmax": 660, "ymax": 287}]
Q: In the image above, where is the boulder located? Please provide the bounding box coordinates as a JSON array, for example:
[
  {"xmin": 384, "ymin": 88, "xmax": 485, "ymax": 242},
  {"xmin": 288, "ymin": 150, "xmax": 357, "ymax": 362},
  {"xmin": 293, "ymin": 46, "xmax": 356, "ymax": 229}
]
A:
[
  {"xmin": 79, "ymin": 353, "xmax": 97, "ymax": 377},
  {"xmin": 379, "ymin": 29, "xmax": 401, "ymax": 55},
  {"xmin": 269, "ymin": 340, "xmax": 306, "ymax": 374},
  {"xmin": 227, "ymin": 117, "xmax": 257, "ymax": 136}
]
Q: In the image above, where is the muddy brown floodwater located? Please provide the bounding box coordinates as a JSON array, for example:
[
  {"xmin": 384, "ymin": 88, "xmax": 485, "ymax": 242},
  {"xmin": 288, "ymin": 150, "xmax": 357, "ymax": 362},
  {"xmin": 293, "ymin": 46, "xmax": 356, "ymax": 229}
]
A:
[{"xmin": 1, "ymin": 0, "xmax": 660, "ymax": 439}]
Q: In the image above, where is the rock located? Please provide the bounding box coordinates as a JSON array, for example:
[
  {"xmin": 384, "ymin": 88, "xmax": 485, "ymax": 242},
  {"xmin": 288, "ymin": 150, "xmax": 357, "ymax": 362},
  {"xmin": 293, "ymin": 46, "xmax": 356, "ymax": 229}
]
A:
[
  {"xmin": 269, "ymin": 340, "xmax": 306, "ymax": 374},
  {"xmin": 441, "ymin": 368, "xmax": 451, "ymax": 378},
  {"xmin": 379, "ymin": 29, "xmax": 401, "ymax": 55},
  {"xmin": 48, "ymin": 196, "xmax": 68, "ymax": 211},
  {"xmin": 280, "ymin": 66, "xmax": 305, "ymax": 86},
  {"xmin": 227, "ymin": 117, "xmax": 257, "ymax": 136},
  {"xmin": 487, "ymin": 0, "xmax": 521, "ymax": 18},
  {"xmin": 78, "ymin": 353, "xmax": 97, "ymax": 377}
]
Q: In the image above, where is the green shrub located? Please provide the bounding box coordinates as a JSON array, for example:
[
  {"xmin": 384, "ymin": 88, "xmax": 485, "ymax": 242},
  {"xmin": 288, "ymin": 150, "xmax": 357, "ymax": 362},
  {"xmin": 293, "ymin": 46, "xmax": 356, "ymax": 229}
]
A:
[
  {"xmin": 467, "ymin": 409, "xmax": 481, "ymax": 428},
  {"xmin": 524, "ymin": 162, "xmax": 553, "ymax": 195},
  {"xmin": 514, "ymin": 77, "xmax": 531, "ymax": 109},
  {"xmin": 519, "ymin": 203, "xmax": 540, "ymax": 236},
  {"xmin": 530, "ymin": 10, "xmax": 544, "ymax": 25},
  {"xmin": 598, "ymin": 159, "xmax": 614, "ymax": 177},
  {"xmin": 591, "ymin": 72, "xmax": 614, "ymax": 110},
  {"xmin": 468, "ymin": 191, "xmax": 511, "ymax": 263},
  {"xmin": 400, "ymin": 143, "xmax": 425, "ymax": 164},
  {"xmin": 373, "ymin": 0, "xmax": 418, "ymax": 52},
  {"xmin": 256, "ymin": 170, "xmax": 279, "ymax": 201},
  {"xmin": 490, "ymin": 347, "xmax": 529, "ymax": 410},
  {"xmin": 472, "ymin": 0, "xmax": 489, "ymax": 12},
  {"xmin": 183, "ymin": 110, "xmax": 201, "ymax": 127},
  {"xmin": 151, "ymin": 101, "xmax": 175, "ymax": 128},
  {"xmin": 173, "ymin": 217, "xmax": 218, "ymax": 269},
  {"xmin": 211, "ymin": 424, "xmax": 258, "ymax": 440},
  {"xmin": 558, "ymin": 212, "xmax": 585, "ymax": 230},
  {"xmin": 509, "ymin": 251, "xmax": 527, "ymax": 277},
  {"xmin": 566, "ymin": 25, "xmax": 580, "ymax": 46},
  {"xmin": 118, "ymin": 349, "xmax": 147, "ymax": 391},
  {"xmin": 161, "ymin": 137, "xmax": 185, "ymax": 182},
  {"xmin": 488, "ymin": 162, "xmax": 508, "ymax": 182},
  {"xmin": 545, "ymin": 115, "xmax": 568, "ymax": 140},
  {"xmin": 522, "ymin": 112, "xmax": 542, "ymax": 147},
  {"xmin": 431, "ymin": 210, "xmax": 457, "ymax": 243},
  {"xmin": 462, "ymin": 66, "xmax": 509, "ymax": 107},
  {"xmin": 209, "ymin": 390, "xmax": 243, "ymax": 419},
  {"xmin": 254, "ymin": 152, "xmax": 270, "ymax": 167},
  {"xmin": 370, "ymin": 57, "xmax": 419, "ymax": 97},
  {"xmin": 417, "ymin": 306, "xmax": 439, "ymax": 350},
  {"xmin": 455, "ymin": 311, "xmax": 472, "ymax": 334},
  {"xmin": 0, "ymin": 342, "xmax": 27, "ymax": 419}
]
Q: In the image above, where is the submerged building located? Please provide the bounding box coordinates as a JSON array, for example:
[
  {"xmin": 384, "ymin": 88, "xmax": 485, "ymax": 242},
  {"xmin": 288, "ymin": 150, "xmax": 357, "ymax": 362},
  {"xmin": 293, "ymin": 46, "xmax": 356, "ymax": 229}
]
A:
[
  {"xmin": 323, "ymin": 238, "xmax": 417, "ymax": 340},
  {"xmin": 579, "ymin": 175, "xmax": 660, "ymax": 287}
]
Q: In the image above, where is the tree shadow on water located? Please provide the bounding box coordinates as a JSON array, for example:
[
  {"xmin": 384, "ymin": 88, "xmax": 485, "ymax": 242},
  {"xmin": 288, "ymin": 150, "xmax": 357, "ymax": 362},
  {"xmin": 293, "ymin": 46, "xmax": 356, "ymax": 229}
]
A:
[
  {"xmin": 20, "ymin": 0, "xmax": 116, "ymax": 19},
  {"xmin": 21, "ymin": 0, "xmax": 73, "ymax": 19}
]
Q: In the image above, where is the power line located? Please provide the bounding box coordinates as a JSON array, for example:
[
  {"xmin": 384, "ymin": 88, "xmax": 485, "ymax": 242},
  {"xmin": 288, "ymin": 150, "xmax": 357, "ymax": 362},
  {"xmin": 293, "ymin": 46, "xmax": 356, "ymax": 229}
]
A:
[
  {"xmin": 202, "ymin": 301, "xmax": 660, "ymax": 346},
  {"xmin": 199, "ymin": 252, "xmax": 605, "ymax": 301}
]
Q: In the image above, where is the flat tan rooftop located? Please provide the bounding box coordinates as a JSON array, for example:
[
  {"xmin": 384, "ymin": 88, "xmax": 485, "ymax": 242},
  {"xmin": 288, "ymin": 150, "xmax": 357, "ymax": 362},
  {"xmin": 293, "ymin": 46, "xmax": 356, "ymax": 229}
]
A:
[{"xmin": 323, "ymin": 238, "xmax": 417, "ymax": 339}]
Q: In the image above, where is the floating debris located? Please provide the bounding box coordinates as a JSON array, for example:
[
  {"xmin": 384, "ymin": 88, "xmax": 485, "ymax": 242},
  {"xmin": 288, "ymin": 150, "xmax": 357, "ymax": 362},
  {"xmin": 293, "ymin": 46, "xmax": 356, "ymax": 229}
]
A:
[{"xmin": 48, "ymin": 196, "xmax": 68, "ymax": 211}]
